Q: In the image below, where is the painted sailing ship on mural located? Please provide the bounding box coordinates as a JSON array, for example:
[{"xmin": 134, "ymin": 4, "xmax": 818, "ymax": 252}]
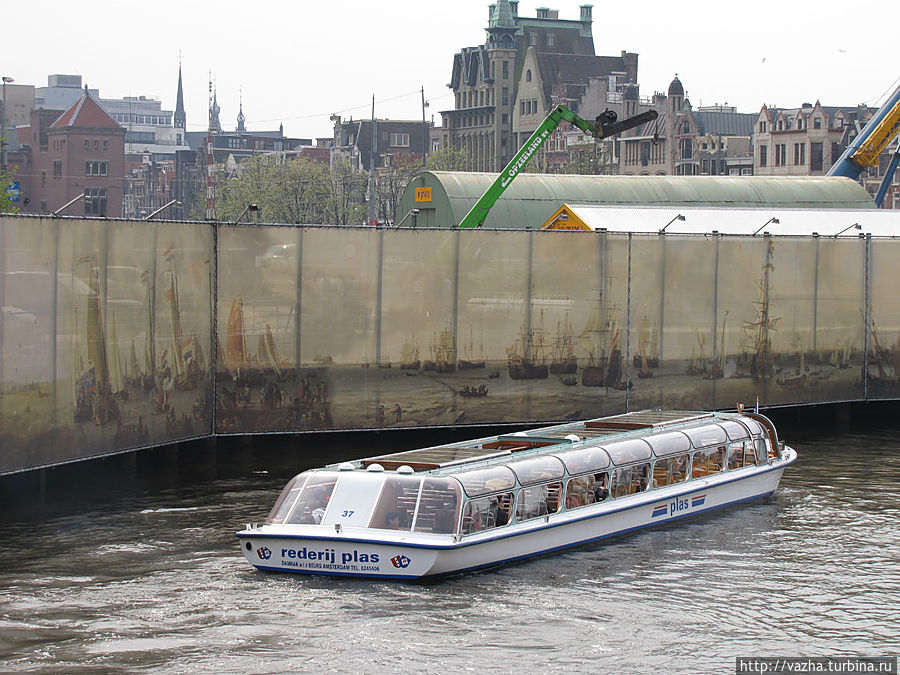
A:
[
  {"xmin": 458, "ymin": 328, "xmax": 486, "ymax": 370},
  {"xmin": 72, "ymin": 257, "xmax": 120, "ymax": 426},
  {"xmin": 745, "ymin": 241, "xmax": 779, "ymax": 382},
  {"xmin": 400, "ymin": 337, "xmax": 421, "ymax": 370},
  {"xmin": 549, "ymin": 317, "xmax": 578, "ymax": 375},
  {"xmin": 507, "ymin": 325, "xmax": 549, "ymax": 380},
  {"xmin": 579, "ymin": 296, "xmax": 622, "ymax": 388},
  {"xmin": 424, "ymin": 329, "xmax": 456, "ymax": 373}
]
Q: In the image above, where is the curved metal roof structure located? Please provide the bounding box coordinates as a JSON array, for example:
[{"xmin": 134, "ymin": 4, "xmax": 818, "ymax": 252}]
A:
[{"xmin": 396, "ymin": 172, "xmax": 876, "ymax": 230}]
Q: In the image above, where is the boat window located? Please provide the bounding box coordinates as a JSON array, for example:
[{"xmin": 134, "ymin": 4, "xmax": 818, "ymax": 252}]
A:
[
  {"xmin": 611, "ymin": 463, "xmax": 651, "ymax": 498},
  {"xmin": 727, "ymin": 441, "xmax": 758, "ymax": 469},
  {"xmin": 684, "ymin": 424, "xmax": 728, "ymax": 448},
  {"xmin": 369, "ymin": 474, "xmax": 422, "ymax": 531},
  {"xmin": 554, "ymin": 445, "xmax": 611, "ymax": 475},
  {"xmin": 515, "ymin": 482, "xmax": 563, "ymax": 522},
  {"xmin": 414, "ymin": 478, "xmax": 462, "ymax": 534},
  {"xmin": 461, "ymin": 492, "xmax": 514, "ymax": 535},
  {"xmin": 507, "ymin": 455, "xmax": 565, "ymax": 485},
  {"xmin": 266, "ymin": 472, "xmax": 311, "ymax": 524},
  {"xmin": 692, "ymin": 446, "xmax": 726, "ymax": 478},
  {"xmin": 284, "ymin": 472, "xmax": 338, "ymax": 524},
  {"xmin": 603, "ymin": 439, "xmax": 653, "ymax": 466},
  {"xmin": 652, "ymin": 454, "xmax": 689, "ymax": 487},
  {"xmin": 456, "ymin": 466, "xmax": 517, "ymax": 497},
  {"xmin": 719, "ymin": 420, "xmax": 750, "ymax": 441},
  {"xmin": 646, "ymin": 431, "xmax": 691, "ymax": 457},
  {"xmin": 740, "ymin": 417, "xmax": 765, "ymax": 437},
  {"xmin": 565, "ymin": 473, "xmax": 609, "ymax": 510}
]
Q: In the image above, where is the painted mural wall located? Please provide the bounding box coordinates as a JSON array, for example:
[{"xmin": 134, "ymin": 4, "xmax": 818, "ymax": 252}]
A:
[
  {"xmin": 1, "ymin": 217, "xmax": 213, "ymax": 474},
  {"xmin": 2, "ymin": 215, "xmax": 898, "ymax": 475}
]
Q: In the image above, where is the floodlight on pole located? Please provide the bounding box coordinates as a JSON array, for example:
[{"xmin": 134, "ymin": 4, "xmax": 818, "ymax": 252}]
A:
[
  {"xmin": 143, "ymin": 200, "xmax": 182, "ymax": 220},
  {"xmin": 659, "ymin": 213, "xmax": 685, "ymax": 234},
  {"xmin": 833, "ymin": 222, "xmax": 862, "ymax": 238},
  {"xmin": 753, "ymin": 217, "xmax": 780, "ymax": 236}
]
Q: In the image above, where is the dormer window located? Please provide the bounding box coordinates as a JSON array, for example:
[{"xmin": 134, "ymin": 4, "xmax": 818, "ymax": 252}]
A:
[
  {"xmin": 813, "ymin": 117, "xmax": 822, "ymax": 129},
  {"xmin": 529, "ymin": 32, "xmax": 537, "ymax": 46}
]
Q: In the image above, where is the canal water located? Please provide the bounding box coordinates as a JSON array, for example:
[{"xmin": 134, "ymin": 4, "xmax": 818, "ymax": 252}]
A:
[{"xmin": 1, "ymin": 413, "xmax": 898, "ymax": 673}]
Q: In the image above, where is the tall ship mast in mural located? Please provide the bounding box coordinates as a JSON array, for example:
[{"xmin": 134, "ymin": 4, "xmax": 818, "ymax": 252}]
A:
[
  {"xmin": 400, "ymin": 336, "xmax": 421, "ymax": 370},
  {"xmin": 226, "ymin": 297, "xmax": 248, "ymax": 376},
  {"xmin": 579, "ymin": 293, "xmax": 621, "ymax": 387},
  {"xmin": 549, "ymin": 315, "xmax": 577, "ymax": 375},
  {"xmin": 458, "ymin": 328, "xmax": 486, "ymax": 370},
  {"xmin": 424, "ymin": 329, "xmax": 456, "ymax": 373},
  {"xmin": 73, "ymin": 257, "xmax": 119, "ymax": 425},
  {"xmin": 745, "ymin": 240, "xmax": 779, "ymax": 382},
  {"xmin": 507, "ymin": 325, "xmax": 548, "ymax": 380}
]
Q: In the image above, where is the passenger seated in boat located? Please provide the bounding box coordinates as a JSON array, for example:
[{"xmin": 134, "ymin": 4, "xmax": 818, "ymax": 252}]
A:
[
  {"xmin": 592, "ymin": 473, "xmax": 609, "ymax": 502},
  {"xmin": 385, "ymin": 511, "xmax": 402, "ymax": 529}
]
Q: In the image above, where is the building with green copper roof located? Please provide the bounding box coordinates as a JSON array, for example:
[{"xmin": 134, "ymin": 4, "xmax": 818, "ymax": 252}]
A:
[{"xmin": 396, "ymin": 171, "xmax": 876, "ymax": 229}]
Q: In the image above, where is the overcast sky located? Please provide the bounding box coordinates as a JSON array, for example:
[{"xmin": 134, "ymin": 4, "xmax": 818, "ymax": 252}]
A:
[{"xmin": 7, "ymin": 0, "xmax": 899, "ymax": 140}]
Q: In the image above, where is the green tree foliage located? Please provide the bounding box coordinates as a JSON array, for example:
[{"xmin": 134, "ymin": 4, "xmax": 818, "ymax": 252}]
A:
[
  {"xmin": 0, "ymin": 165, "xmax": 19, "ymax": 213},
  {"xmin": 374, "ymin": 155, "xmax": 422, "ymax": 225},
  {"xmin": 192, "ymin": 154, "xmax": 369, "ymax": 225},
  {"xmin": 425, "ymin": 146, "xmax": 470, "ymax": 172}
]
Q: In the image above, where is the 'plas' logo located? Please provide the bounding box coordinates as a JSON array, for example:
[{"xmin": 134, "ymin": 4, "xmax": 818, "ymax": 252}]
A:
[
  {"xmin": 257, "ymin": 546, "xmax": 272, "ymax": 560},
  {"xmin": 391, "ymin": 554, "xmax": 411, "ymax": 569}
]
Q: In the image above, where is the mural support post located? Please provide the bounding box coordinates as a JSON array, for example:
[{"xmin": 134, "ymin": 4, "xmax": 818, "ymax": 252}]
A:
[
  {"xmin": 375, "ymin": 227, "xmax": 385, "ymax": 367},
  {"xmin": 49, "ymin": 222, "xmax": 59, "ymax": 425},
  {"xmin": 863, "ymin": 234, "xmax": 871, "ymax": 400},
  {"xmin": 625, "ymin": 233, "xmax": 632, "ymax": 412},
  {"xmin": 658, "ymin": 236, "xmax": 667, "ymax": 361},
  {"xmin": 293, "ymin": 227, "xmax": 304, "ymax": 372},
  {"xmin": 812, "ymin": 236, "xmax": 820, "ymax": 357},
  {"xmin": 210, "ymin": 221, "xmax": 218, "ymax": 435}
]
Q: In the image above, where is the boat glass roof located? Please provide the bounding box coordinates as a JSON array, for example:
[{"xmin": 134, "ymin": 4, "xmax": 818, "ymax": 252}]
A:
[
  {"xmin": 644, "ymin": 431, "xmax": 692, "ymax": 457},
  {"xmin": 684, "ymin": 424, "xmax": 728, "ymax": 448},
  {"xmin": 603, "ymin": 438, "xmax": 654, "ymax": 465},
  {"xmin": 456, "ymin": 465, "xmax": 517, "ymax": 497},
  {"xmin": 506, "ymin": 455, "xmax": 566, "ymax": 486},
  {"xmin": 719, "ymin": 420, "xmax": 751, "ymax": 441},
  {"xmin": 553, "ymin": 445, "xmax": 611, "ymax": 475}
]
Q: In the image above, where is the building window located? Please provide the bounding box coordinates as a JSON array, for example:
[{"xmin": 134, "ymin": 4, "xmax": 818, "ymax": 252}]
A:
[
  {"xmin": 813, "ymin": 117, "xmax": 822, "ymax": 129},
  {"xmin": 811, "ymin": 142, "xmax": 823, "ymax": 171},
  {"xmin": 85, "ymin": 161, "xmax": 108, "ymax": 176},
  {"xmin": 793, "ymin": 143, "xmax": 806, "ymax": 165},
  {"xmin": 759, "ymin": 145, "xmax": 767, "ymax": 167},
  {"xmin": 41, "ymin": 170, "xmax": 47, "ymax": 187},
  {"xmin": 680, "ymin": 138, "xmax": 692, "ymax": 159},
  {"xmin": 93, "ymin": 140, "xmax": 99, "ymax": 149},
  {"xmin": 777, "ymin": 120, "xmax": 783, "ymax": 131},
  {"xmin": 759, "ymin": 121, "xmax": 767, "ymax": 133},
  {"xmin": 502, "ymin": 61, "xmax": 509, "ymax": 79},
  {"xmin": 103, "ymin": 140, "xmax": 108, "ymax": 151},
  {"xmin": 53, "ymin": 160, "xmax": 62, "ymax": 177},
  {"xmin": 84, "ymin": 139, "xmax": 90, "ymax": 149},
  {"xmin": 546, "ymin": 33, "xmax": 555, "ymax": 47},
  {"xmin": 84, "ymin": 187, "xmax": 108, "ymax": 216},
  {"xmin": 502, "ymin": 87, "xmax": 509, "ymax": 106},
  {"xmin": 526, "ymin": 69, "xmax": 532, "ymax": 83},
  {"xmin": 390, "ymin": 133, "xmax": 410, "ymax": 147},
  {"xmin": 775, "ymin": 144, "xmax": 786, "ymax": 166},
  {"xmin": 529, "ymin": 32, "xmax": 537, "ymax": 46}
]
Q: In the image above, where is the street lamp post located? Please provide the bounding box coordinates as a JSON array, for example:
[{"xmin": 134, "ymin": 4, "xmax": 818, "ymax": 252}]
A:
[{"xmin": 2, "ymin": 76, "xmax": 13, "ymax": 172}]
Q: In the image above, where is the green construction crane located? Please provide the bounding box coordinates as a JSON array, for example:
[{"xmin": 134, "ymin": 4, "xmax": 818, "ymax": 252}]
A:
[{"xmin": 457, "ymin": 105, "xmax": 659, "ymax": 228}]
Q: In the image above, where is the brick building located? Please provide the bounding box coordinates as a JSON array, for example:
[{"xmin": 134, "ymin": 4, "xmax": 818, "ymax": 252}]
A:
[{"xmin": 15, "ymin": 87, "xmax": 125, "ymax": 216}]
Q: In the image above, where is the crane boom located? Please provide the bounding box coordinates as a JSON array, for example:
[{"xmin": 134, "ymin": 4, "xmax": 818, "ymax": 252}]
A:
[
  {"xmin": 828, "ymin": 80, "xmax": 900, "ymax": 180},
  {"xmin": 458, "ymin": 105, "xmax": 658, "ymax": 228}
]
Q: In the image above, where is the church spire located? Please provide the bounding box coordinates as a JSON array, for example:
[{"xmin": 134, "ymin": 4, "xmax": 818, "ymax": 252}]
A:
[
  {"xmin": 236, "ymin": 89, "xmax": 246, "ymax": 133},
  {"xmin": 174, "ymin": 57, "xmax": 186, "ymax": 130}
]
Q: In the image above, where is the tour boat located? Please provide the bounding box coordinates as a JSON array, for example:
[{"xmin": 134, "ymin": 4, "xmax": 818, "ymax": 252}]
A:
[{"xmin": 237, "ymin": 409, "xmax": 796, "ymax": 580}]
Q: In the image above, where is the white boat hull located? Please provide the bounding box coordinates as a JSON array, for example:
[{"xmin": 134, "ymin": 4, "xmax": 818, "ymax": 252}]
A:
[{"xmin": 237, "ymin": 447, "xmax": 795, "ymax": 580}]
